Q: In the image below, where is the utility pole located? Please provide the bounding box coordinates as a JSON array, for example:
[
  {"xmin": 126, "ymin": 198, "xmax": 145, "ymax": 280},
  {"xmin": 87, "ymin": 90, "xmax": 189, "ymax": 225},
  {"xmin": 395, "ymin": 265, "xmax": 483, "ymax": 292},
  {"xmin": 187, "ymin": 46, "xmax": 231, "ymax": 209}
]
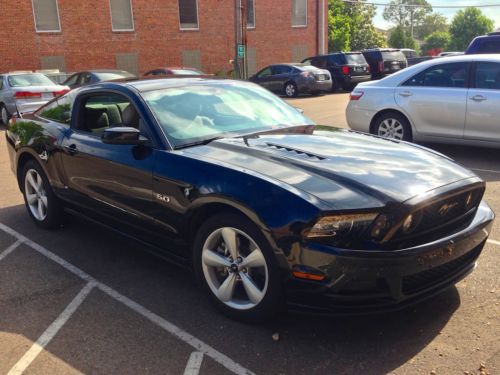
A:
[{"xmin": 234, "ymin": 0, "xmax": 247, "ymax": 79}]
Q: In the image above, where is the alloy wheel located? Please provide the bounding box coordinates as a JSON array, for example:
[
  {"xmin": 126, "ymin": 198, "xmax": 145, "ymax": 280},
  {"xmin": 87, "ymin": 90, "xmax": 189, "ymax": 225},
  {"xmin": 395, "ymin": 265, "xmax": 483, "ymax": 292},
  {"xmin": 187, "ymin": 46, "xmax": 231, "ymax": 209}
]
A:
[
  {"xmin": 201, "ymin": 227, "xmax": 268, "ymax": 310},
  {"xmin": 1, "ymin": 106, "xmax": 8, "ymax": 125},
  {"xmin": 285, "ymin": 84, "xmax": 296, "ymax": 97},
  {"xmin": 378, "ymin": 118, "xmax": 404, "ymax": 140},
  {"xmin": 24, "ymin": 169, "xmax": 48, "ymax": 221}
]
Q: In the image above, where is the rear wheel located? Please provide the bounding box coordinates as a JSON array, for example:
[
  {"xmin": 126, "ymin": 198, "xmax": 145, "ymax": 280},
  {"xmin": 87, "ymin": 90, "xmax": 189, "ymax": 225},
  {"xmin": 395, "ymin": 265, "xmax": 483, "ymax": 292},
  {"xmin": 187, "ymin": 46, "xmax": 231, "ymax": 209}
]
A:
[
  {"xmin": 193, "ymin": 213, "xmax": 283, "ymax": 322},
  {"xmin": 372, "ymin": 112, "xmax": 412, "ymax": 142},
  {"xmin": 0, "ymin": 104, "xmax": 9, "ymax": 125},
  {"xmin": 21, "ymin": 160, "xmax": 64, "ymax": 229},
  {"xmin": 284, "ymin": 82, "xmax": 298, "ymax": 98}
]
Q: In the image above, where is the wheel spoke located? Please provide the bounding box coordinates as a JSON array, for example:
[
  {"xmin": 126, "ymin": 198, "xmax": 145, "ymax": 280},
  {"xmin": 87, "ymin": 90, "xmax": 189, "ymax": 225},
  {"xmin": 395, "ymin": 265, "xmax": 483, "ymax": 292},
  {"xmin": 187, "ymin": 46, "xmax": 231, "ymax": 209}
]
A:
[
  {"xmin": 221, "ymin": 228, "xmax": 238, "ymax": 260},
  {"xmin": 239, "ymin": 249, "xmax": 266, "ymax": 269},
  {"xmin": 202, "ymin": 249, "xmax": 231, "ymax": 268},
  {"xmin": 40, "ymin": 195, "xmax": 48, "ymax": 208},
  {"xmin": 27, "ymin": 173, "xmax": 39, "ymax": 193},
  {"xmin": 217, "ymin": 273, "xmax": 237, "ymax": 302},
  {"xmin": 36, "ymin": 173, "xmax": 43, "ymax": 190},
  {"xmin": 240, "ymin": 272, "xmax": 264, "ymax": 304},
  {"xmin": 26, "ymin": 193, "xmax": 38, "ymax": 204},
  {"xmin": 37, "ymin": 199, "xmax": 45, "ymax": 219}
]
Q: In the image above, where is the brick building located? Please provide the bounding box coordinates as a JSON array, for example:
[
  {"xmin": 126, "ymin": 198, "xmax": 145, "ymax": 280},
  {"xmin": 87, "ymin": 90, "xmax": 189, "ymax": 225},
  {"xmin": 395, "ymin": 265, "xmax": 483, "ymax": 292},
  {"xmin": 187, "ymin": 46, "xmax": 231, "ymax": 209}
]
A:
[{"xmin": 0, "ymin": 0, "xmax": 328, "ymax": 77}]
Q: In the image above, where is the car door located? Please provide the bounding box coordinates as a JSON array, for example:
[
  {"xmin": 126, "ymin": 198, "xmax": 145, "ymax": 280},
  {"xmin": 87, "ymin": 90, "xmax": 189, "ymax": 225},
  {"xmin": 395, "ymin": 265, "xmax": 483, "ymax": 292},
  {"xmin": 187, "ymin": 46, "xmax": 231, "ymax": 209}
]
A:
[
  {"xmin": 59, "ymin": 91, "xmax": 157, "ymax": 232},
  {"xmin": 465, "ymin": 61, "xmax": 500, "ymax": 143},
  {"xmin": 395, "ymin": 62, "xmax": 469, "ymax": 139},
  {"xmin": 269, "ymin": 65, "xmax": 292, "ymax": 92}
]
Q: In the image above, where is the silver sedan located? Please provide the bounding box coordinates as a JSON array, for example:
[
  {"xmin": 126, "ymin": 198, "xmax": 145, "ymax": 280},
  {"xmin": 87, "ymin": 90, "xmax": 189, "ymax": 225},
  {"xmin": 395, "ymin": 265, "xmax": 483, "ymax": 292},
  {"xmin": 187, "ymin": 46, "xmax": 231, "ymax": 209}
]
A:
[
  {"xmin": 0, "ymin": 73, "xmax": 69, "ymax": 125},
  {"xmin": 346, "ymin": 54, "xmax": 500, "ymax": 148}
]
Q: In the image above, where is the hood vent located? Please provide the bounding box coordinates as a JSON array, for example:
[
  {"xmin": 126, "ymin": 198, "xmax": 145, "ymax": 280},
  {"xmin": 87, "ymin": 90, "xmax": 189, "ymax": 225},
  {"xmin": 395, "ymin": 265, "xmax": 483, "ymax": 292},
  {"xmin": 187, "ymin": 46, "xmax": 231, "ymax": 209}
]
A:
[{"xmin": 264, "ymin": 142, "xmax": 326, "ymax": 161}]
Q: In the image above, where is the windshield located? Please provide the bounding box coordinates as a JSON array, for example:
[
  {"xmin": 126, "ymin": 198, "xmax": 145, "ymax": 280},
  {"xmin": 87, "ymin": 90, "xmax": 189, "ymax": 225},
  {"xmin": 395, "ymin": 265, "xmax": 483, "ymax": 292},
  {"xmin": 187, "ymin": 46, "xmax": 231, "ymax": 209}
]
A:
[
  {"xmin": 345, "ymin": 54, "xmax": 366, "ymax": 64},
  {"xmin": 8, "ymin": 73, "xmax": 56, "ymax": 87},
  {"xmin": 142, "ymin": 81, "xmax": 313, "ymax": 148},
  {"xmin": 381, "ymin": 51, "xmax": 406, "ymax": 61},
  {"xmin": 95, "ymin": 72, "xmax": 135, "ymax": 80},
  {"xmin": 171, "ymin": 69, "xmax": 202, "ymax": 75}
]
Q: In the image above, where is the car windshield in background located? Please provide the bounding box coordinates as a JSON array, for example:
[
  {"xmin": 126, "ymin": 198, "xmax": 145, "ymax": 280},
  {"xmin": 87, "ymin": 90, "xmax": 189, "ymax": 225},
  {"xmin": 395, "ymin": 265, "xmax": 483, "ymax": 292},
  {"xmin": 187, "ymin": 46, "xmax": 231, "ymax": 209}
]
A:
[
  {"xmin": 171, "ymin": 69, "xmax": 202, "ymax": 75},
  {"xmin": 381, "ymin": 51, "xmax": 406, "ymax": 60},
  {"xmin": 8, "ymin": 73, "xmax": 56, "ymax": 87},
  {"xmin": 95, "ymin": 72, "xmax": 135, "ymax": 80},
  {"xmin": 142, "ymin": 82, "xmax": 313, "ymax": 148},
  {"xmin": 345, "ymin": 54, "xmax": 366, "ymax": 64}
]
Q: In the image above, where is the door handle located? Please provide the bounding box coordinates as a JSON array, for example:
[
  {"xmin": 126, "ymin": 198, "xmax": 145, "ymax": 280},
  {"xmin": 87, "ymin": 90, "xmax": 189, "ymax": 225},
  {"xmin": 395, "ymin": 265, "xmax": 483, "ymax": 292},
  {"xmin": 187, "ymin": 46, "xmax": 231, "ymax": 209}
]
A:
[
  {"xmin": 470, "ymin": 95, "xmax": 487, "ymax": 102},
  {"xmin": 63, "ymin": 144, "xmax": 78, "ymax": 155},
  {"xmin": 399, "ymin": 91, "xmax": 413, "ymax": 97}
]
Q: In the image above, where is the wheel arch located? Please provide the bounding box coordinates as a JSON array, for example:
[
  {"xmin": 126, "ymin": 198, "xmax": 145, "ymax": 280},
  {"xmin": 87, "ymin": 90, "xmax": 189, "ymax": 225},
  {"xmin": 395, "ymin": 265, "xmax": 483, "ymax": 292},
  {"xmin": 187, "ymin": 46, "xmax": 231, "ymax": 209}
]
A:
[
  {"xmin": 16, "ymin": 150, "xmax": 46, "ymax": 191},
  {"xmin": 369, "ymin": 108, "xmax": 414, "ymax": 135}
]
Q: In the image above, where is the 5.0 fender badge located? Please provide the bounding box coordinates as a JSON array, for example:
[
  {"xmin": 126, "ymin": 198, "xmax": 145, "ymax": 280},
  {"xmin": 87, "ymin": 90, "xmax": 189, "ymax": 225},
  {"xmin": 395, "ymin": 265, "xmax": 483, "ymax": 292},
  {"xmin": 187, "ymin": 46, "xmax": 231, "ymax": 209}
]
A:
[{"xmin": 155, "ymin": 194, "xmax": 171, "ymax": 203}]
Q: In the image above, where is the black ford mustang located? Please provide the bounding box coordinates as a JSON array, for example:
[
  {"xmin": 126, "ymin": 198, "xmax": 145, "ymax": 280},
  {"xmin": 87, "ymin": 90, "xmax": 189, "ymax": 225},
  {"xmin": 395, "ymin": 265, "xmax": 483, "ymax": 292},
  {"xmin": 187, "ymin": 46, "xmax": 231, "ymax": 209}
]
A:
[{"xmin": 5, "ymin": 77, "xmax": 495, "ymax": 321}]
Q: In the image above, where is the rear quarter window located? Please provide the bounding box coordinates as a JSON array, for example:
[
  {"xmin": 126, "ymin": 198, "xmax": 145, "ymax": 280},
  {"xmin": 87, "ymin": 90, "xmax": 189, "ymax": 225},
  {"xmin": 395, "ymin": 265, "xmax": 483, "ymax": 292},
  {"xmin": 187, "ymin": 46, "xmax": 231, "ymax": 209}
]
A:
[
  {"xmin": 478, "ymin": 39, "xmax": 500, "ymax": 54},
  {"xmin": 381, "ymin": 51, "xmax": 406, "ymax": 61}
]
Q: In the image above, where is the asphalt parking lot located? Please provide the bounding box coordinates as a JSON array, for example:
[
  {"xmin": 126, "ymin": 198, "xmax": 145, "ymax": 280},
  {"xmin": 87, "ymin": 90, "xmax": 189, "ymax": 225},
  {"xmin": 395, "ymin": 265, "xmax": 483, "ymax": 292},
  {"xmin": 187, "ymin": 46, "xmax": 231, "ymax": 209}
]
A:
[{"xmin": 0, "ymin": 94, "xmax": 499, "ymax": 375}]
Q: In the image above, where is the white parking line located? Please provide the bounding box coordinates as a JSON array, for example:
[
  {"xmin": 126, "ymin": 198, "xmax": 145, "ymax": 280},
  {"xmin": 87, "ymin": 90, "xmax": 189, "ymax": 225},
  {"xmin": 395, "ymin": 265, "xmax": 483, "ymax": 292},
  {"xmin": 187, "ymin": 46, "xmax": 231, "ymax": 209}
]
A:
[
  {"xmin": 0, "ymin": 239, "xmax": 22, "ymax": 262},
  {"xmin": 7, "ymin": 282, "xmax": 96, "ymax": 375},
  {"xmin": 0, "ymin": 222, "xmax": 254, "ymax": 375},
  {"xmin": 487, "ymin": 239, "xmax": 500, "ymax": 246},
  {"xmin": 183, "ymin": 352, "xmax": 204, "ymax": 375}
]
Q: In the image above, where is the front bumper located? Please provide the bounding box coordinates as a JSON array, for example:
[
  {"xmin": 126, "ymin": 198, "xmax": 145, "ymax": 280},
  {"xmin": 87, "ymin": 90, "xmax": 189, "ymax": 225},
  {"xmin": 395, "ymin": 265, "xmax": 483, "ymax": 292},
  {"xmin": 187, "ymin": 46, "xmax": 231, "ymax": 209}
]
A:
[{"xmin": 285, "ymin": 201, "xmax": 494, "ymax": 314}]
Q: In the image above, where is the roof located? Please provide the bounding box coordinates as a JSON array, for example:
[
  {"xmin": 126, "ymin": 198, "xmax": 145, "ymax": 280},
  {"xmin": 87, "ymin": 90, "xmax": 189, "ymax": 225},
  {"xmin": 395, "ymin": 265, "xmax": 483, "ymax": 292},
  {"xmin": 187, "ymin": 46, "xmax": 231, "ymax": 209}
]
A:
[{"xmin": 85, "ymin": 69, "xmax": 133, "ymax": 74}]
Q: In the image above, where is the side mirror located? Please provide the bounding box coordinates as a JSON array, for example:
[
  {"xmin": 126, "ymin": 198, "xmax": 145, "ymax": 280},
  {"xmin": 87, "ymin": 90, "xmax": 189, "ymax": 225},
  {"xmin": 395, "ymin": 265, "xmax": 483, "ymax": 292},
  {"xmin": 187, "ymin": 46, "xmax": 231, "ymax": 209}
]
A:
[{"xmin": 101, "ymin": 127, "xmax": 148, "ymax": 146}]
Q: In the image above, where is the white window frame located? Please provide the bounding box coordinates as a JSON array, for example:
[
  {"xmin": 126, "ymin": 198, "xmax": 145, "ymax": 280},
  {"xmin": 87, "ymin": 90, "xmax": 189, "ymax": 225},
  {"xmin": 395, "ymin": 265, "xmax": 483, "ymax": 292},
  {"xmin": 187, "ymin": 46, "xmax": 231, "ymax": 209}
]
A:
[
  {"xmin": 247, "ymin": 0, "xmax": 256, "ymax": 29},
  {"xmin": 109, "ymin": 0, "xmax": 135, "ymax": 32},
  {"xmin": 31, "ymin": 0, "xmax": 62, "ymax": 33},
  {"xmin": 178, "ymin": 0, "xmax": 200, "ymax": 31},
  {"xmin": 292, "ymin": 0, "xmax": 308, "ymax": 28}
]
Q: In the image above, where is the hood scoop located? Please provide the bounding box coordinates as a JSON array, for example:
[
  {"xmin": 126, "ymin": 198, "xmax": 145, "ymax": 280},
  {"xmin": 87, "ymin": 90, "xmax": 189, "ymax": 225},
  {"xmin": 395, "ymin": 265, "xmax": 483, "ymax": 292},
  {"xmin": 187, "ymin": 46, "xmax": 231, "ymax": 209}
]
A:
[{"xmin": 263, "ymin": 142, "xmax": 327, "ymax": 161}]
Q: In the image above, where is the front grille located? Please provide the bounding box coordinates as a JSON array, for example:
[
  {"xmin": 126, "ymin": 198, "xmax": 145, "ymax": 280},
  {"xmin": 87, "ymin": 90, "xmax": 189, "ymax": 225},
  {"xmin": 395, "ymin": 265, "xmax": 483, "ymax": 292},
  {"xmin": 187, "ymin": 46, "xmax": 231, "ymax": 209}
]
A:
[
  {"xmin": 402, "ymin": 243, "xmax": 483, "ymax": 295},
  {"xmin": 389, "ymin": 186, "xmax": 484, "ymax": 248}
]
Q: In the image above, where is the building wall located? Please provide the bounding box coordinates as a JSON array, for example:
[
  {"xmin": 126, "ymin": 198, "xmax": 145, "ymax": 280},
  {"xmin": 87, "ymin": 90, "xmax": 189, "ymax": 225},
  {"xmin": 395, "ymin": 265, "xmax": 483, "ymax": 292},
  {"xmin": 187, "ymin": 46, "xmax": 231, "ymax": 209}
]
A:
[{"xmin": 0, "ymin": 0, "xmax": 328, "ymax": 75}]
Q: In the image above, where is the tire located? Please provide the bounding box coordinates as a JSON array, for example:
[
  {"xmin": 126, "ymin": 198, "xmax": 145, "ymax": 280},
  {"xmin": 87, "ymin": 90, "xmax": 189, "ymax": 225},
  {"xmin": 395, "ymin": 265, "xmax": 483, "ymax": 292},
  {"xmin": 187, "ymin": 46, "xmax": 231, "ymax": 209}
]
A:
[
  {"xmin": 21, "ymin": 160, "xmax": 64, "ymax": 229},
  {"xmin": 0, "ymin": 104, "xmax": 10, "ymax": 126},
  {"xmin": 193, "ymin": 213, "xmax": 284, "ymax": 322},
  {"xmin": 372, "ymin": 111, "xmax": 412, "ymax": 142},
  {"xmin": 341, "ymin": 83, "xmax": 355, "ymax": 92},
  {"xmin": 283, "ymin": 81, "xmax": 298, "ymax": 98}
]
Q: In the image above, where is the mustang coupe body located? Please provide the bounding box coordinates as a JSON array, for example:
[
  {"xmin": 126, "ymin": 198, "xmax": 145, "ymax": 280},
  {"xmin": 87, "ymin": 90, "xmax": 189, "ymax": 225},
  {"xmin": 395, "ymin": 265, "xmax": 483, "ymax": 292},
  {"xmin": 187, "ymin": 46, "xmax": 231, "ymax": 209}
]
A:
[{"xmin": 5, "ymin": 77, "xmax": 495, "ymax": 320}]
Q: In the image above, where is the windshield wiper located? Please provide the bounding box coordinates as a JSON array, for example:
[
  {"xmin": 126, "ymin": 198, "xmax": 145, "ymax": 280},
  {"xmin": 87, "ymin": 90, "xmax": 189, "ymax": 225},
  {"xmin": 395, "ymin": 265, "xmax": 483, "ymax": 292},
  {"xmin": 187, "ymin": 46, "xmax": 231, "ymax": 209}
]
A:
[{"xmin": 174, "ymin": 136, "xmax": 225, "ymax": 150}]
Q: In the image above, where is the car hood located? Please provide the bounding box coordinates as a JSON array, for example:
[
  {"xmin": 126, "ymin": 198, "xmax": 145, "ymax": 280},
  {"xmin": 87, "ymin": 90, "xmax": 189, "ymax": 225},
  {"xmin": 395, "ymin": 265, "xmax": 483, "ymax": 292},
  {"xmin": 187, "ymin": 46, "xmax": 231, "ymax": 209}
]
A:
[{"xmin": 183, "ymin": 128, "xmax": 476, "ymax": 210}]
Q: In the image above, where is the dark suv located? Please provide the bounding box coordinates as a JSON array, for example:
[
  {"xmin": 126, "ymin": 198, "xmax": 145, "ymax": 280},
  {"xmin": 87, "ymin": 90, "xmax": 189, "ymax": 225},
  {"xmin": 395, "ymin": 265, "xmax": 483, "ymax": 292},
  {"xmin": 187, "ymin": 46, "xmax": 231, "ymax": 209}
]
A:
[
  {"xmin": 466, "ymin": 32, "xmax": 500, "ymax": 54},
  {"xmin": 362, "ymin": 48, "xmax": 407, "ymax": 79},
  {"xmin": 302, "ymin": 52, "xmax": 370, "ymax": 91}
]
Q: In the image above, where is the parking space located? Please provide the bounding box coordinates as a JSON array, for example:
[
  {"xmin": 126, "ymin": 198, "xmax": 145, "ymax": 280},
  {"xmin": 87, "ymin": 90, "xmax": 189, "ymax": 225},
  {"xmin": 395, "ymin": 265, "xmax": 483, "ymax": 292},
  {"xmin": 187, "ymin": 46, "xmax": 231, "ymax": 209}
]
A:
[{"xmin": 0, "ymin": 93, "xmax": 499, "ymax": 375}]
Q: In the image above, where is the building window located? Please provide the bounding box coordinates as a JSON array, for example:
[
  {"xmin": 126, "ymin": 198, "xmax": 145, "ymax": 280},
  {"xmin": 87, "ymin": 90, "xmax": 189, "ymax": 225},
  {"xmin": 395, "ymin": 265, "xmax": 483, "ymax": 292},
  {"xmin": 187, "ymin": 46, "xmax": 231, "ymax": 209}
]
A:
[
  {"xmin": 32, "ymin": 0, "xmax": 61, "ymax": 32},
  {"xmin": 292, "ymin": 0, "xmax": 307, "ymax": 27},
  {"xmin": 110, "ymin": 0, "xmax": 134, "ymax": 31},
  {"xmin": 178, "ymin": 0, "xmax": 199, "ymax": 30},
  {"xmin": 247, "ymin": 0, "xmax": 255, "ymax": 28},
  {"xmin": 116, "ymin": 53, "xmax": 139, "ymax": 76}
]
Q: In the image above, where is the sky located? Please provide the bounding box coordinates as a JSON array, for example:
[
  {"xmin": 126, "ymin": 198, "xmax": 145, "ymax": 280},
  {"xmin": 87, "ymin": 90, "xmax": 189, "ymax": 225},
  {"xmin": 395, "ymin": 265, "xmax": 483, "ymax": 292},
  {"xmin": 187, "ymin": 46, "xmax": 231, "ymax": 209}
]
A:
[{"xmin": 372, "ymin": 0, "xmax": 500, "ymax": 31}]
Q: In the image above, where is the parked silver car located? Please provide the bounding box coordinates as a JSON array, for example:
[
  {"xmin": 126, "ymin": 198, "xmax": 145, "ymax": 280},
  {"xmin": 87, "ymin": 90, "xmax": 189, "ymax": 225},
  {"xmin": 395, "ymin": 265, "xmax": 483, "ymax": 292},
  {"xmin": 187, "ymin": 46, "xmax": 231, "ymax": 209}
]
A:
[
  {"xmin": 0, "ymin": 73, "xmax": 70, "ymax": 125},
  {"xmin": 346, "ymin": 54, "xmax": 500, "ymax": 148}
]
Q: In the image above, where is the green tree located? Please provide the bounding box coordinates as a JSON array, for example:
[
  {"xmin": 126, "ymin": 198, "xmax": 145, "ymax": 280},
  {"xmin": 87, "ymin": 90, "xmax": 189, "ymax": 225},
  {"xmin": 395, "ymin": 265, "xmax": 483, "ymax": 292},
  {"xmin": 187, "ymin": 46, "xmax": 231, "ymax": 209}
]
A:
[
  {"xmin": 328, "ymin": 0, "xmax": 351, "ymax": 52},
  {"xmin": 329, "ymin": 0, "xmax": 387, "ymax": 52},
  {"xmin": 389, "ymin": 25, "xmax": 417, "ymax": 49},
  {"xmin": 383, "ymin": 0, "xmax": 432, "ymax": 38},
  {"xmin": 421, "ymin": 31, "xmax": 451, "ymax": 54},
  {"xmin": 414, "ymin": 13, "xmax": 448, "ymax": 40},
  {"xmin": 449, "ymin": 7, "xmax": 494, "ymax": 51}
]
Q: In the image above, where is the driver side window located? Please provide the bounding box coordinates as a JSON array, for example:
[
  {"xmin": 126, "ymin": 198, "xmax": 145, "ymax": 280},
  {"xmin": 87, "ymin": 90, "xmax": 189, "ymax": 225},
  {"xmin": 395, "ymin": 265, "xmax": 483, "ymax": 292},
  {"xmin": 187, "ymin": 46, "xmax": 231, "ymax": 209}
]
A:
[{"xmin": 76, "ymin": 93, "xmax": 141, "ymax": 135}]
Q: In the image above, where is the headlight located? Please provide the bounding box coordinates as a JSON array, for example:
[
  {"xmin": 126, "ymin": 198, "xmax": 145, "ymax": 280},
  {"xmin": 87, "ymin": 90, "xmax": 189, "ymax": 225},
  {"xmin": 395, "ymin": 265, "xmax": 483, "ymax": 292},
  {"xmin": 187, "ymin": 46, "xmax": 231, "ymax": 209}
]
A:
[{"xmin": 305, "ymin": 213, "xmax": 378, "ymax": 243}]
